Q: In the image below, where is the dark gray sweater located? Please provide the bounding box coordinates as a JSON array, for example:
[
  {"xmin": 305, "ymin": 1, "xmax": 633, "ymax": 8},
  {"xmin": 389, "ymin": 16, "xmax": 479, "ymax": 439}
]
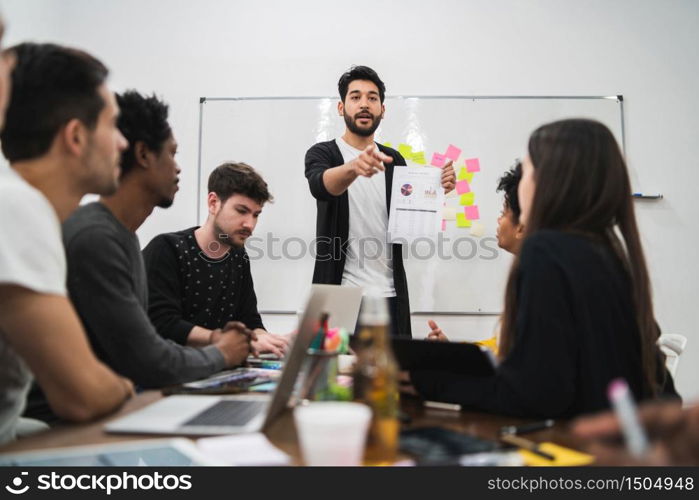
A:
[{"xmin": 62, "ymin": 202, "xmax": 225, "ymax": 387}]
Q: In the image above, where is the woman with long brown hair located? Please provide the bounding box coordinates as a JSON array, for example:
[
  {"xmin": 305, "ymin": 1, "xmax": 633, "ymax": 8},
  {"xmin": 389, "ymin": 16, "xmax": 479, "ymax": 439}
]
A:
[{"xmin": 408, "ymin": 119, "xmax": 678, "ymax": 418}]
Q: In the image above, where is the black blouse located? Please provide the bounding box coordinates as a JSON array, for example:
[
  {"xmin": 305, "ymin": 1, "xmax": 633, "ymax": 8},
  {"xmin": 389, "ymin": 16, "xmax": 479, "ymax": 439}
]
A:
[{"xmin": 411, "ymin": 229, "xmax": 678, "ymax": 418}]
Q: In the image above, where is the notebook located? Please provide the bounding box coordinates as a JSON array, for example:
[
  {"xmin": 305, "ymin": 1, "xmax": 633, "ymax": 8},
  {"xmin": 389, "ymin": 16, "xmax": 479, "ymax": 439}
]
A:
[{"xmin": 0, "ymin": 439, "xmax": 216, "ymax": 466}]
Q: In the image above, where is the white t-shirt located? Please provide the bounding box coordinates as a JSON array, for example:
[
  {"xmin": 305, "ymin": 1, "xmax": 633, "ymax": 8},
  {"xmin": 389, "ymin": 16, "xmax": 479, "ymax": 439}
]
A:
[
  {"xmin": 336, "ymin": 138, "xmax": 395, "ymax": 297},
  {"xmin": 0, "ymin": 167, "xmax": 66, "ymax": 445}
]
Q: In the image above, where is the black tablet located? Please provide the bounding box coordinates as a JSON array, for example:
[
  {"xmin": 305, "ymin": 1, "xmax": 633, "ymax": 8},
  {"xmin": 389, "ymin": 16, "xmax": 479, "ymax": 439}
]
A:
[{"xmin": 391, "ymin": 338, "xmax": 497, "ymax": 376}]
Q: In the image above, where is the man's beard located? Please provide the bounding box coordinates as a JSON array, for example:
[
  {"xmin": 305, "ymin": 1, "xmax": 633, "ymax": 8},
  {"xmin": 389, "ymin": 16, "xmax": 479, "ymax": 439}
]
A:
[
  {"xmin": 343, "ymin": 111, "xmax": 382, "ymax": 137},
  {"xmin": 156, "ymin": 197, "xmax": 174, "ymax": 209},
  {"xmin": 213, "ymin": 222, "xmax": 248, "ymax": 249},
  {"xmin": 156, "ymin": 191, "xmax": 175, "ymax": 208}
]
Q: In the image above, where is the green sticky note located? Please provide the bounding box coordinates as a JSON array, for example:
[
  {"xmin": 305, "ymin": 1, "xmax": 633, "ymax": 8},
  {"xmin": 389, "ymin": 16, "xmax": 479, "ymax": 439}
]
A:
[
  {"xmin": 456, "ymin": 213, "xmax": 472, "ymax": 228},
  {"xmin": 460, "ymin": 192, "xmax": 475, "ymax": 206},
  {"xmin": 457, "ymin": 168, "xmax": 475, "ymax": 182},
  {"xmin": 398, "ymin": 143, "xmax": 413, "ymax": 158},
  {"xmin": 411, "ymin": 151, "xmax": 427, "ymax": 165}
]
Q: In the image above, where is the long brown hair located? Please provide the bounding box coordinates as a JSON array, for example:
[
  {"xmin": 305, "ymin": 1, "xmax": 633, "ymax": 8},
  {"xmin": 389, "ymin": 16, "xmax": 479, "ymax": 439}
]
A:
[{"xmin": 499, "ymin": 119, "xmax": 660, "ymax": 396}]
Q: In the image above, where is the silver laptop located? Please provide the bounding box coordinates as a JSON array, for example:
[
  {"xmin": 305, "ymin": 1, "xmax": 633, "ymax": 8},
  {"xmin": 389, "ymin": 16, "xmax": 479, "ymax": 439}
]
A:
[
  {"xmin": 105, "ymin": 284, "xmax": 362, "ymax": 436},
  {"xmin": 298, "ymin": 283, "xmax": 363, "ymax": 333}
]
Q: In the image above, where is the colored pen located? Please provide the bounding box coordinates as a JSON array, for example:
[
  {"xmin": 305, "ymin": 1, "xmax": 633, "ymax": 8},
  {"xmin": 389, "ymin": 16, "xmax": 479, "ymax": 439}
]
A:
[
  {"xmin": 608, "ymin": 378, "xmax": 649, "ymax": 458},
  {"xmin": 309, "ymin": 313, "xmax": 329, "ymax": 351},
  {"xmin": 500, "ymin": 419, "xmax": 555, "ymax": 436},
  {"xmin": 500, "ymin": 434, "xmax": 555, "ymax": 461}
]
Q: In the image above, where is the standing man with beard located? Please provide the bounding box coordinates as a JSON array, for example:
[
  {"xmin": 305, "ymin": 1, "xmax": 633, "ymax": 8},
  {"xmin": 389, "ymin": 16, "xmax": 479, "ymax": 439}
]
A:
[
  {"xmin": 143, "ymin": 162, "xmax": 289, "ymax": 357},
  {"xmin": 305, "ymin": 66, "xmax": 456, "ymax": 337}
]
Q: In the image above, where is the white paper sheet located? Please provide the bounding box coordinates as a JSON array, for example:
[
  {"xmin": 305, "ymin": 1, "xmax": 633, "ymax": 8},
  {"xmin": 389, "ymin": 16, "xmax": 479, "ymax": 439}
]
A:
[
  {"xmin": 197, "ymin": 433, "xmax": 291, "ymax": 466},
  {"xmin": 388, "ymin": 167, "xmax": 444, "ymax": 243}
]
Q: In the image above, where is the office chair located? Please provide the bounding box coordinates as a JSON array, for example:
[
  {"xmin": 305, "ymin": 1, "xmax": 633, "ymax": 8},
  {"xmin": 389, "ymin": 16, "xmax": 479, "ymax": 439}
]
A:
[{"xmin": 658, "ymin": 334, "xmax": 688, "ymax": 378}]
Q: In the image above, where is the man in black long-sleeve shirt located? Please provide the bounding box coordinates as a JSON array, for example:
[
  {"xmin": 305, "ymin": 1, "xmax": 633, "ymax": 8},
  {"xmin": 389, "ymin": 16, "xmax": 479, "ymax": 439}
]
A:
[
  {"xmin": 143, "ymin": 162, "xmax": 289, "ymax": 357},
  {"xmin": 25, "ymin": 92, "xmax": 252, "ymax": 424}
]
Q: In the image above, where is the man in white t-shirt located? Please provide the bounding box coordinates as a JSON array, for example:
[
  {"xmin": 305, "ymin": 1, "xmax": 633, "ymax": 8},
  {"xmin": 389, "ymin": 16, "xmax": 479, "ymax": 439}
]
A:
[
  {"xmin": 304, "ymin": 66, "xmax": 455, "ymax": 336},
  {"xmin": 0, "ymin": 42, "xmax": 135, "ymax": 444}
]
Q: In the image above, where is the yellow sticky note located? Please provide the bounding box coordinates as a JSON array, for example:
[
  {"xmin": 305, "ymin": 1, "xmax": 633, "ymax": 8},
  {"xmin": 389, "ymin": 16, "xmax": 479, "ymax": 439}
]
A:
[
  {"xmin": 398, "ymin": 143, "xmax": 413, "ymax": 158},
  {"xmin": 411, "ymin": 151, "xmax": 427, "ymax": 165},
  {"xmin": 442, "ymin": 206, "xmax": 458, "ymax": 221},
  {"xmin": 383, "ymin": 142, "xmax": 393, "ymax": 149},
  {"xmin": 456, "ymin": 213, "xmax": 472, "ymax": 228},
  {"xmin": 519, "ymin": 442, "xmax": 595, "ymax": 467},
  {"xmin": 458, "ymin": 169, "xmax": 475, "ymax": 183},
  {"xmin": 470, "ymin": 222, "xmax": 485, "ymax": 238},
  {"xmin": 459, "ymin": 192, "xmax": 475, "ymax": 206}
]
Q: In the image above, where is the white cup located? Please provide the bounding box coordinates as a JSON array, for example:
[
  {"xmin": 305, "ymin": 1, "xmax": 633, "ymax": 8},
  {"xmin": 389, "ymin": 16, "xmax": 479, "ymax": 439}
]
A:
[{"xmin": 293, "ymin": 401, "xmax": 371, "ymax": 466}]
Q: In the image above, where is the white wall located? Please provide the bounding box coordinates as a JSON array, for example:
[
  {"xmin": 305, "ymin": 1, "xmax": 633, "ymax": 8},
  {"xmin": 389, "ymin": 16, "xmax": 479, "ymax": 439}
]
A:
[{"xmin": 3, "ymin": 0, "xmax": 698, "ymax": 400}]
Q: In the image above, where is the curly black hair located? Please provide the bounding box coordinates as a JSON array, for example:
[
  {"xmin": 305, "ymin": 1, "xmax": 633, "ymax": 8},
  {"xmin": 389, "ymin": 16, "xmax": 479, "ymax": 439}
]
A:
[
  {"xmin": 338, "ymin": 65, "xmax": 386, "ymax": 103},
  {"xmin": 496, "ymin": 161, "xmax": 522, "ymax": 224},
  {"xmin": 115, "ymin": 90, "xmax": 172, "ymax": 177}
]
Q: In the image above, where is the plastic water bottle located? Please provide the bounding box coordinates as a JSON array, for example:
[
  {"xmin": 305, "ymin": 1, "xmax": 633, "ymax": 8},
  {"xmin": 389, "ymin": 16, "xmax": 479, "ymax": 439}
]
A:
[{"xmin": 352, "ymin": 295, "xmax": 399, "ymax": 465}]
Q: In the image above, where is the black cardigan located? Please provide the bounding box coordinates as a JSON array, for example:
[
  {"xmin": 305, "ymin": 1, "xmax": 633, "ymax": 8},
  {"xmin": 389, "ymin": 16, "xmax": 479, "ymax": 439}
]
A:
[
  {"xmin": 411, "ymin": 230, "xmax": 679, "ymax": 419},
  {"xmin": 304, "ymin": 139, "xmax": 412, "ymax": 336}
]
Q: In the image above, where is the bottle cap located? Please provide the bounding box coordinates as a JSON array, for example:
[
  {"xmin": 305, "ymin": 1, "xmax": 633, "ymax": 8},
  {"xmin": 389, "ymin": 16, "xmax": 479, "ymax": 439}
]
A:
[{"xmin": 359, "ymin": 294, "xmax": 389, "ymax": 326}]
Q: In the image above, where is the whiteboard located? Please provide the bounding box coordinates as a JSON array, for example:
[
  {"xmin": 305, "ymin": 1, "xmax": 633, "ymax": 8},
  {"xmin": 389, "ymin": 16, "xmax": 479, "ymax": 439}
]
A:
[{"xmin": 198, "ymin": 96, "xmax": 625, "ymax": 314}]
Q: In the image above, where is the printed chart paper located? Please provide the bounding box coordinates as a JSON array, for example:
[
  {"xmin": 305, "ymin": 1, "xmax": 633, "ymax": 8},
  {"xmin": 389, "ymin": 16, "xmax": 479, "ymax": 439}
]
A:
[{"xmin": 388, "ymin": 167, "xmax": 445, "ymax": 243}]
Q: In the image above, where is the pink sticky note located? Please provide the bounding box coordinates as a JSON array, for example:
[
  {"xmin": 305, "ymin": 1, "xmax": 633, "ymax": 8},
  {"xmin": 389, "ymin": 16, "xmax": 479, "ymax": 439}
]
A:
[
  {"xmin": 441, "ymin": 219, "xmax": 447, "ymax": 231},
  {"xmin": 444, "ymin": 144, "xmax": 461, "ymax": 162},
  {"xmin": 430, "ymin": 153, "xmax": 446, "ymax": 167},
  {"xmin": 455, "ymin": 180, "xmax": 470, "ymax": 195},
  {"xmin": 464, "ymin": 205, "xmax": 480, "ymax": 220},
  {"xmin": 465, "ymin": 158, "xmax": 481, "ymax": 173}
]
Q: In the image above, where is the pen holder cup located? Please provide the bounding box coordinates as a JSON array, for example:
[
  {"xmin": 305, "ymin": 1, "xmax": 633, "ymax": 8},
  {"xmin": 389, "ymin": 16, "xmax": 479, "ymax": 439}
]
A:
[{"xmin": 297, "ymin": 349, "xmax": 351, "ymax": 402}]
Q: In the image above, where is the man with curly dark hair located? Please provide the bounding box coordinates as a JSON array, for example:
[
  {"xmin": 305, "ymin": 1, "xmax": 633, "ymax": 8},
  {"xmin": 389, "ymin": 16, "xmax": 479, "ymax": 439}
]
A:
[
  {"xmin": 24, "ymin": 91, "xmax": 255, "ymax": 422},
  {"xmin": 495, "ymin": 162, "xmax": 524, "ymax": 254},
  {"xmin": 66, "ymin": 90, "xmax": 254, "ymax": 381}
]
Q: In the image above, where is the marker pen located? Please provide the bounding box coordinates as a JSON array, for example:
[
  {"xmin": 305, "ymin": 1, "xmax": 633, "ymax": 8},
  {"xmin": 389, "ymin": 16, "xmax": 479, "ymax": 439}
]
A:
[{"xmin": 608, "ymin": 378, "xmax": 649, "ymax": 458}]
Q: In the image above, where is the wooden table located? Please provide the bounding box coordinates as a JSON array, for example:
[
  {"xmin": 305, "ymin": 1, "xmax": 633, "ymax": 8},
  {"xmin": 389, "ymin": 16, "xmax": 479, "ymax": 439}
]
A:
[{"xmin": 0, "ymin": 391, "xmax": 584, "ymax": 462}]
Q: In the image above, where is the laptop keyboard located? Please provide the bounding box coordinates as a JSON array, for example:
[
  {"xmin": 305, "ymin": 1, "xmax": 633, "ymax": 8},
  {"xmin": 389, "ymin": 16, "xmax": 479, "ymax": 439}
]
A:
[{"xmin": 183, "ymin": 400, "xmax": 267, "ymax": 427}]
